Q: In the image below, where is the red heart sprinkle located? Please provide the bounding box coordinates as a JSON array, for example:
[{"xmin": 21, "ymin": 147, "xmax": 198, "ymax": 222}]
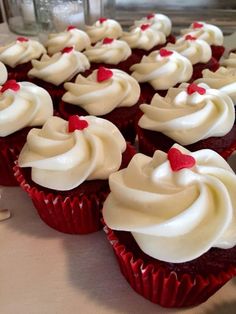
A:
[
  {"xmin": 67, "ymin": 25, "xmax": 76, "ymax": 31},
  {"xmin": 61, "ymin": 47, "xmax": 73, "ymax": 53},
  {"xmin": 1, "ymin": 80, "xmax": 20, "ymax": 93},
  {"xmin": 168, "ymin": 147, "xmax": 196, "ymax": 172},
  {"xmin": 185, "ymin": 35, "xmax": 197, "ymax": 41},
  {"xmin": 147, "ymin": 14, "xmax": 155, "ymax": 19},
  {"xmin": 98, "ymin": 17, "xmax": 107, "ymax": 23},
  {"xmin": 140, "ymin": 24, "xmax": 150, "ymax": 31},
  {"xmin": 17, "ymin": 37, "xmax": 29, "ymax": 42},
  {"xmin": 103, "ymin": 37, "xmax": 114, "ymax": 44},
  {"xmin": 68, "ymin": 115, "xmax": 88, "ymax": 132},
  {"xmin": 97, "ymin": 67, "xmax": 113, "ymax": 82},
  {"xmin": 193, "ymin": 22, "xmax": 203, "ymax": 29},
  {"xmin": 187, "ymin": 83, "xmax": 206, "ymax": 95},
  {"xmin": 159, "ymin": 49, "xmax": 173, "ymax": 57}
]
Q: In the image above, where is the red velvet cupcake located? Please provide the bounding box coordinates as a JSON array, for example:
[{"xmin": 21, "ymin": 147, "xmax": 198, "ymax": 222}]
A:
[
  {"xmin": 14, "ymin": 115, "xmax": 135, "ymax": 234},
  {"xmin": 0, "ymin": 80, "xmax": 53, "ymax": 186},
  {"xmin": 85, "ymin": 18, "xmax": 123, "ymax": 45},
  {"xmin": 0, "ymin": 37, "xmax": 46, "ymax": 81},
  {"xmin": 59, "ymin": 66, "xmax": 142, "ymax": 143},
  {"xmin": 136, "ymin": 83, "xmax": 236, "ymax": 159},
  {"xmin": 130, "ymin": 49, "xmax": 193, "ymax": 104},
  {"xmin": 121, "ymin": 23, "xmax": 173, "ymax": 63},
  {"xmin": 27, "ymin": 47, "xmax": 90, "ymax": 108},
  {"xmin": 45, "ymin": 25, "xmax": 91, "ymax": 55},
  {"xmin": 83, "ymin": 37, "xmax": 140, "ymax": 74},
  {"xmin": 166, "ymin": 34, "xmax": 219, "ymax": 81},
  {"xmin": 180, "ymin": 21, "xmax": 225, "ymax": 61},
  {"xmin": 103, "ymin": 144, "xmax": 236, "ymax": 307}
]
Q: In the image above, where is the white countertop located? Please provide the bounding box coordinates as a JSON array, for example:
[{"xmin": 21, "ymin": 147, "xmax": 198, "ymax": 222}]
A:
[{"xmin": 1, "ymin": 22, "xmax": 236, "ymax": 314}]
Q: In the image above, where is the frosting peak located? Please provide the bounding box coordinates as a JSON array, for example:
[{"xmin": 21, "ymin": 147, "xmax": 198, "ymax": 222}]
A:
[{"xmin": 18, "ymin": 115, "xmax": 126, "ymax": 190}]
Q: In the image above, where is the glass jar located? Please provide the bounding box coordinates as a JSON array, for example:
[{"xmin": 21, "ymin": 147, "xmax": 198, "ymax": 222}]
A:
[
  {"xmin": 2, "ymin": 0, "xmax": 37, "ymax": 35},
  {"xmin": 33, "ymin": 0, "xmax": 85, "ymax": 42}
]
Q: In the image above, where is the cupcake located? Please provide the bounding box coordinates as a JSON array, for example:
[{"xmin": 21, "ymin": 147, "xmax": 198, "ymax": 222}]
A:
[
  {"xmin": 59, "ymin": 66, "xmax": 141, "ymax": 143},
  {"xmin": 130, "ymin": 48, "xmax": 193, "ymax": 103},
  {"xmin": 221, "ymin": 52, "xmax": 236, "ymax": 69},
  {"xmin": 28, "ymin": 47, "xmax": 90, "ymax": 108},
  {"xmin": 83, "ymin": 37, "xmax": 139, "ymax": 73},
  {"xmin": 137, "ymin": 82, "xmax": 236, "ymax": 159},
  {"xmin": 0, "ymin": 61, "xmax": 8, "ymax": 85},
  {"xmin": 14, "ymin": 115, "xmax": 135, "ymax": 234},
  {"xmin": 121, "ymin": 23, "xmax": 168, "ymax": 61},
  {"xmin": 133, "ymin": 12, "xmax": 175, "ymax": 43},
  {"xmin": 0, "ymin": 80, "xmax": 53, "ymax": 186},
  {"xmin": 0, "ymin": 37, "xmax": 46, "ymax": 81},
  {"xmin": 45, "ymin": 25, "xmax": 91, "ymax": 55},
  {"xmin": 166, "ymin": 34, "xmax": 219, "ymax": 81},
  {"xmin": 103, "ymin": 143, "xmax": 236, "ymax": 308},
  {"xmin": 85, "ymin": 18, "xmax": 123, "ymax": 45},
  {"xmin": 195, "ymin": 67, "xmax": 236, "ymax": 105},
  {"xmin": 180, "ymin": 21, "xmax": 225, "ymax": 61}
]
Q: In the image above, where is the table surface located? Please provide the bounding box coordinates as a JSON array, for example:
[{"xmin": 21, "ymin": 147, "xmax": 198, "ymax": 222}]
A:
[{"xmin": 1, "ymin": 23, "xmax": 236, "ymax": 314}]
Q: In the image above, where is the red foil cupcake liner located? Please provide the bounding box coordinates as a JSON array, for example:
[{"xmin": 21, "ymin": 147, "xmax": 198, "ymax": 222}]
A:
[
  {"xmin": 0, "ymin": 146, "xmax": 20, "ymax": 186},
  {"xmin": 104, "ymin": 226, "xmax": 236, "ymax": 308},
  {"xmin": 14, "ymin": 143, "xmax": 136, "ymax": 234}
]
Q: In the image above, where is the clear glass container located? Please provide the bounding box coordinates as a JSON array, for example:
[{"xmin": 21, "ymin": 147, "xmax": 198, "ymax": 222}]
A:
[
  {"xmin": 33, "ymin": 0, "xmax": 85, "ymax": 42},
  {"xmin": 2, "ymin": 0, "xmax": 37, "ymax": 35}
]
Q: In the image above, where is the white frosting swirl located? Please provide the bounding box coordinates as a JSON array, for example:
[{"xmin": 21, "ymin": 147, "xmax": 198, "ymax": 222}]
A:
[
  {"xmin": 0, "ymin": 61, "xmax": 7, "ymax": 85},
  {"xmin": 18, "ymin": 115, "xmax": 126, "ymax": 191},
  {"xmin": 63, "ymin": 68, "xmax": 140, "ymax": 115},
  {"xmin": 0, "ymin": 39, "xmax": 46, "ymax": 68},
  {"xmin": 85, "ymin": 19, "xmax": 123, "ymax": 44},
  {"xmin": 181, "ymin": 22, "xmax": 223, "ymax": 46},
  {"xmin": 195, "ymin": 67, "xmax": 236, "ymax": 103},
  {"xmin": 131, "ymin": 50, "xmax": 193, "ymax": 90},
  {"xmin": 221, "ymin": 52, "xmax": 236, "ymax": 69},
  {"xmin": 28, "ymin": 49, "xmax": 90, "ymax": 86},
  {"xmin": 133, "ymin": 13, "xmax": 172, "ymax": 36},
  {"xmin": 138, "ymin": 83, "xmax": 235, "ymax": 145},
  {"xmin": 0, "ymin": 81, "xmax": 53, "ymax": 136},
  {"xmin": 121, "ymin": 25, "xmax": 166, "ymax": 50},
  {"xmin": 84, "ymin": 39, "xmax": 131, "ymax": 64},
  {"xmin": 167, "ymin": 36, "xmax": 212, "ymax": 64},
  {"xmin": 46, "ymin": 28, "xmax": 91, "ymax": 55},
  {"xmin": 103, "ymin": 143, "xmax": 236, "ymax": 263}
]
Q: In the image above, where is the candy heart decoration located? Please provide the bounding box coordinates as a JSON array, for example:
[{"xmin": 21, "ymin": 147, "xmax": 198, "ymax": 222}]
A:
[
  {"xmin": 68, "ymin": 115, "xmax": 88, "ymax": 132},
  {"xmin": 168, "ymin": 147, "xmax": 196, "ymax": 172},
  {"xmin": 140, "ymin": 24, "xmax": 150, "ymax": 31},
  {"xmin": 103, "ymin": 37, "xmax": 114, "ymax": 44},
  {"xmin": 17, "ymin": 37, "xmax": 29, "ymax": 42},
  {"xmin": 187, "ymin": 83, "xmax": 206, "ymax": 95},
  {"xmin": 62, "ymin": 47, "xmax": 73, "ymax": 53},
  {"xmin": 193, "ymin": 22, "xmax": 203, "ymax": 29},
  {"xmin": 159, "ymin": 49, "xmax": 173, "ymax": 57},
  {"xmin": 99, "ymin": 17, "xmax": 107, "ymax": 23},
  {"xmin": 97, "ymin": 67, "xmax": 113, "ymax": 82},
  {"xmin": 67, "ymin": 25, "xmax": 76, "ymax": 31},
  {"xmin": 147, "ymin": 14, "xmax": 155, "ymax": 19},
  {"xmin": 1, "ymin": 80, "xmax": 20, "ymax": 93},
  {"xmin": 185, "ymin": 35, "xmax": 197, "ymax": 41}
]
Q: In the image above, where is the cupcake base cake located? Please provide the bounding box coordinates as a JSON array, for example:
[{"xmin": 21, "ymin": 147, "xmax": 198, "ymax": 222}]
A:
[{"xmin": 137, "ymin": 123, "xmax": 236, "ymax": 159}]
